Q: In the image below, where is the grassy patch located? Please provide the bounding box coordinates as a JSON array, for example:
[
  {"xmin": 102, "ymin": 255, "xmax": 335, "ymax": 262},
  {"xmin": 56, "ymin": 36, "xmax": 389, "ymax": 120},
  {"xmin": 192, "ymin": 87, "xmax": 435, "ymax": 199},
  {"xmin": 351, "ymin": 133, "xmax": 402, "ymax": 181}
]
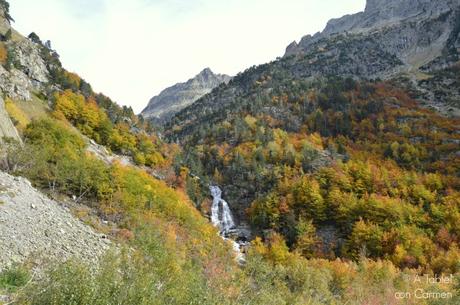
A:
[
  {"xmin": 0, "ymin": 266, "xmax": 30, "ymax": 293},
  {"xmin": 4, "ymin": 98, "xmax": 30, "ymax": 131},
  {"xmin": 4, "ymin": 95, "xmax": 50, "ymax": 132}
]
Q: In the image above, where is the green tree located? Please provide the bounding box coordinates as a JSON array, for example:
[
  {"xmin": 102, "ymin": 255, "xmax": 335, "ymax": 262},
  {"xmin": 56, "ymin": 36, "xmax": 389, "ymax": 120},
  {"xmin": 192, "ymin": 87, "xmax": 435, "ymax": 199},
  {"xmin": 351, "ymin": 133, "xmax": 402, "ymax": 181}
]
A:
[
  {"xmin": 0, "ymin": 0, "xmax": 14, "ymax": 23},
  {"xmin": 28, "ymin": 32, "xmax": 41, "ymax": 44},
  {"xmin": 4, "ymin": 28, "xmax": 12, "ymax": 40},
  {"xmin": 294, "ymin": 218, "xmax": 318, "ymax": 258},
  {"xmin": 346, "ymin": 219, "xmax": 383, "ymax": 260},
  {"xmin": 293, "ymin": 177, "xmax": 326, "ymax": 221}
]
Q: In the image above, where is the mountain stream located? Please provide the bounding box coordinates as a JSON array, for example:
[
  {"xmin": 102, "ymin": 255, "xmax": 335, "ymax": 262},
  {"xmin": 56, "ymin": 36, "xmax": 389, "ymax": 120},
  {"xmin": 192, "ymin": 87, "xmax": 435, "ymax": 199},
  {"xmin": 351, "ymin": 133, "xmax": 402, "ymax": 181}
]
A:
[{"xmin": 209, "ymin": 185, "xmax": 249, "ymax": 263}]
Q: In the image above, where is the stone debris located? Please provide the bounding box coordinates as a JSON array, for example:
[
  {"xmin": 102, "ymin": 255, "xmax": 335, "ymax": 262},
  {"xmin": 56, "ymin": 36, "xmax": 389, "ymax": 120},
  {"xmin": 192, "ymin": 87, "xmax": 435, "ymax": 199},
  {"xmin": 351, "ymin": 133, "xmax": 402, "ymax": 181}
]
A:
[{"xmin": 0, "ymin": 171, "xmax": 110, "ymax": 272}]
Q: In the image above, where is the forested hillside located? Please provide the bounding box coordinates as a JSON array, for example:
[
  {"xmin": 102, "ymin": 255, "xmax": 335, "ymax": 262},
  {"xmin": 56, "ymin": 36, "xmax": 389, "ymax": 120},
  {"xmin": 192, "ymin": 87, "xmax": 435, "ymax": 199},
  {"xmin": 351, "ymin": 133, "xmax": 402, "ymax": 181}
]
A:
[{"xmin": 169, "ymin": 75, "xmax": 460, "ymax": 272}]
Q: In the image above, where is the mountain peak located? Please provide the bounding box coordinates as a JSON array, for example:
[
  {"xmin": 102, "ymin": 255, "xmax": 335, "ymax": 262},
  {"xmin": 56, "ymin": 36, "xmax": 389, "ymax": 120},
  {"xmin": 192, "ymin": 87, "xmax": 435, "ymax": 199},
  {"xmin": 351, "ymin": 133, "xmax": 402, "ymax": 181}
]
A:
[
  {"xmin": 141, "ymin": 68, "xmax": 231, "ymax": 124},
  {"xmin": 199, "ymin": 67, "xmax": 213, "ymax": 75},
  {"xmin": 196, "ymin": 67, "xmax": 217, "ymax": 82}
]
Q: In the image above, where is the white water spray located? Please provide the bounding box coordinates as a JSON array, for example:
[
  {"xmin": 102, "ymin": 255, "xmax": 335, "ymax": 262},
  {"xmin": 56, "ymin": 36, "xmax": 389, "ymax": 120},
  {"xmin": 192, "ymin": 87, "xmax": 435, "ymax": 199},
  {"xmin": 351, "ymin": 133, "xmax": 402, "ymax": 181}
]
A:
[
  {"xmin": 210, "ymin": 186, "xmax": 235, "ymax": 233},
  {"xmin": 209, "ymin": 185, "xmax": 245, "ymax": 263}
]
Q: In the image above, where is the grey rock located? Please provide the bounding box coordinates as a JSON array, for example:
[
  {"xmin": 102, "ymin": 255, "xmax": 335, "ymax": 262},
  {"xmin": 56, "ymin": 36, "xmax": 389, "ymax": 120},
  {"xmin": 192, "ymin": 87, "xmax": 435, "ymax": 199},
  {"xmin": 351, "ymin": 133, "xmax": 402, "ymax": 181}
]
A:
[
  {"xmin": 286, "ymin": 0, "xmax": 459, "ymax": 67},
  {"xmin": 0, "ymin": 295, "xmax": 11, "ymax": 303},
  {"xmin": 85, "ymin": 136, "xmax": 134, "ymax": 167},
  {"xmin": 282, "ymin": 0, "xmax": 460, "ymax": 115},
  {"xmin": 0, "ymin": 171, "xmax": 110, "ymax": 273},
  {"xmin": 14, "ymin": 39, "xmax": 49, "ymax": 84},
  {"xmin": 142, "ymin": 68, "xmax": 231, "ymax": 124},
  {"xmin": 0, "ymin": 38, "xmax": 49, "ymax": 101},
  {"xmin": 0, "ymin": 65, "xmax": 32, "ymax": 101}
]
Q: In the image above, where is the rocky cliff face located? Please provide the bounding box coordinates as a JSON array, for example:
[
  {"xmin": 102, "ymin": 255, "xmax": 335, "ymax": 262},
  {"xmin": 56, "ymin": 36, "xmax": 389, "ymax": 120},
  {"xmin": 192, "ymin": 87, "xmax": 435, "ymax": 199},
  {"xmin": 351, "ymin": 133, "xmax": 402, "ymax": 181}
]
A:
[
  {"xmin": 286, "ymin": 0, "xmax": 459, "ymax": 69},
  {"xmin": 0, "ymin": 4, "xmax": 50, "ymax": 143},
  {"xmin": 289, "ymin": 1, "xmax": 457, "ymax": 64},
  {"xmin": 0, "ymin": 37, "xmax": 49, "ymax": 101},
  {"xmin": 284, "ymin": 0, "xmax": 460, "ymax": 115},
  {"xmin": 325, "ymin": 0, "xmax": 456, "ymax": 35},
  {"xmin": 141, "ymin": 68, "xmax": 231, "ymax": 124},
  {"xmin": 0, "ymin": 5, "xmax": 49, "ymax": 101}
]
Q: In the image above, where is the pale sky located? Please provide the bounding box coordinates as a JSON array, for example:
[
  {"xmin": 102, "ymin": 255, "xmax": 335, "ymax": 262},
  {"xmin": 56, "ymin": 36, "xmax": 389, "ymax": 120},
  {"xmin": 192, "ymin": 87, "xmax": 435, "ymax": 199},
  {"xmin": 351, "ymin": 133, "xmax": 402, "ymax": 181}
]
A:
[{"xmin": 10, "ymin": 0, "xmax": 366, "ymax": 113}]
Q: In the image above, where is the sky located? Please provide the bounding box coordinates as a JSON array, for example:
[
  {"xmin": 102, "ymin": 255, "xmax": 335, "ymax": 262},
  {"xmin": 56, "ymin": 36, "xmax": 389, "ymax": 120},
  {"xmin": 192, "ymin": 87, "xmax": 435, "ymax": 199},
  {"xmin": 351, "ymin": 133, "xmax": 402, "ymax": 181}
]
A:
[{"xmin": 9, "ymin": 0, "xmax": 366, "ymax": 113}]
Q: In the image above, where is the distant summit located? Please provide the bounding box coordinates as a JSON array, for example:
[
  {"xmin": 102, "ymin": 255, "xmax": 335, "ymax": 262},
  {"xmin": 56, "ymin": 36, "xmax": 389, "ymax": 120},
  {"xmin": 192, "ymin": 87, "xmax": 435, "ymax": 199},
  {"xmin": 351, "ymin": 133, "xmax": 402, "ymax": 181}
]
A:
[{"xmin": 141, "ymin": 68, "xmax": 231, "ymax": 124}]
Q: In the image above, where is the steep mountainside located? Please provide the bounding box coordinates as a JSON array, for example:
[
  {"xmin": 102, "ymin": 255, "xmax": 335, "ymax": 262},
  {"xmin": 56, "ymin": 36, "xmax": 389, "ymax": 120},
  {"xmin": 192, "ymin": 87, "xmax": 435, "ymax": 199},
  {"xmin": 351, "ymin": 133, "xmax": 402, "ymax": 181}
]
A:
[
  {"xmin": 0, "ymin": 3, "xmax": 241, "ymax": 304},
  {"xmin": 286, "ymin": 0, "xmax": 459, "ymax": 67},
  {"xmin": 141, "ymin": 68, "xmax": 231, "ymax": 124},
  {"xmin": 169, "ymin": 0, "xmax": 459, "ymax": 142},
  {"xmin": 285, "ymin": 0, "xmax": 460, "ymax": 114}
]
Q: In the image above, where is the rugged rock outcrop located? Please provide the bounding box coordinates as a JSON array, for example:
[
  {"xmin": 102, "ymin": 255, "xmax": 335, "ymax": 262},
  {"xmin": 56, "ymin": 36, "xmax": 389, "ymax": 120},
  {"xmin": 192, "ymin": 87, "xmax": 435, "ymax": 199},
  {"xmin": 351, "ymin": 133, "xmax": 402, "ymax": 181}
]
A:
[
  {"xmin": 0, "ymin": 1, "xmax": 49, "ymax": 101},
  {"xmin": 0, "ymin": 171, "xmax": 110, "ymax": 272},
  {"xmin": 0, "ymin": 3, "xmax": 50, "ymax": 143},
  {"xmin": 0, "ymin": 39, "xmax": 49, "ymax": 101},
  {"xmin": 286, "ymin": 0, "xmax": 459, "ymax": 71},
  {"xmin": 14, "ymin": 39, "xmax": 49, "ymax": 84},
  {"xmin": 86, "ymin": 137, "xmax": 134, "ymax": 167},
  {"xmin": 0, "ymin": 66, "xmax": 32, "ymax": 101},
  {"xmin": 283, "ymin": 0, "xmax": 460, "ymax": 115},
  {"xmin": 141, "ymin": 68, "xmax": 231, "ymax": 124}
]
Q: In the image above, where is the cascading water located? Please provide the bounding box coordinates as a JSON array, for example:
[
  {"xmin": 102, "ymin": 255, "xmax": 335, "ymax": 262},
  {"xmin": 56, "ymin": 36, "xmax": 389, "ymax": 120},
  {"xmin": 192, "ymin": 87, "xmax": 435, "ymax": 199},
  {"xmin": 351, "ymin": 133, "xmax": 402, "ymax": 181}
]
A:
[
  {"xmin": 209, "ymin": 185, "xmax": 245, "ymax": 263},
  {"xmin": 210, "ymin": 186, "xmax": 235, "ymax": 233}
]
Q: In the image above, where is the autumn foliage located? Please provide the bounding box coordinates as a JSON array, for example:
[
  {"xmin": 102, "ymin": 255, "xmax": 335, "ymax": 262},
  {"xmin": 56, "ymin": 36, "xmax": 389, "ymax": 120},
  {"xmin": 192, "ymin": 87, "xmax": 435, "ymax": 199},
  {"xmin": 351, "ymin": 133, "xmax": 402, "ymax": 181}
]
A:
[{"xmin": 176, "ymin": 77, "xmax": 460, "ymax": 274}]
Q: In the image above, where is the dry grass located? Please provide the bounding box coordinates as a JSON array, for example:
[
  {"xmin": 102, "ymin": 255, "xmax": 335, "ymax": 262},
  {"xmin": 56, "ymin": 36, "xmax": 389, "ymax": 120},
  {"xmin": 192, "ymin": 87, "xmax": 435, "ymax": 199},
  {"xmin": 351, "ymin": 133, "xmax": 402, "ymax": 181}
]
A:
[
  {"xmin": 0, "ymin": 42, "xmax": 7, "ymax": 65},
  {"xmin": 4, "ymin": 95, "xmax": 49, "ymax": 132}
]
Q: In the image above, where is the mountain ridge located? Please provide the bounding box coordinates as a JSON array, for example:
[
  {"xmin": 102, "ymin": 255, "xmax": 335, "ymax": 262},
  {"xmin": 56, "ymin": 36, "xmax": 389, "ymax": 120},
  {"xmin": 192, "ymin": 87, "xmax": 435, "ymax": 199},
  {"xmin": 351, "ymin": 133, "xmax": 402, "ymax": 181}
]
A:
[
  {"xmin": 141, "ymin": 68, "xmax": 231, "ymax": 124},
  {"xmin": 285, "ymin": 0, "xmax": 459, "ymax": 74},
  {"xmin": 168, "ymin": 0, "xmax": 459, "ymax": 134}
]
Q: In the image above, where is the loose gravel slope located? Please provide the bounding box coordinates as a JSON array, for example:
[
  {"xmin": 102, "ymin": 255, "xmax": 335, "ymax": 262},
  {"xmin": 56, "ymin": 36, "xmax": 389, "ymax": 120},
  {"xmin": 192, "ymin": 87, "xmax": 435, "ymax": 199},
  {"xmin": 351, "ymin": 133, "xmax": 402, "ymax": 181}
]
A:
[{"xmin": 0, "ymin": 171, "xmax": 110, "ymax": 272}]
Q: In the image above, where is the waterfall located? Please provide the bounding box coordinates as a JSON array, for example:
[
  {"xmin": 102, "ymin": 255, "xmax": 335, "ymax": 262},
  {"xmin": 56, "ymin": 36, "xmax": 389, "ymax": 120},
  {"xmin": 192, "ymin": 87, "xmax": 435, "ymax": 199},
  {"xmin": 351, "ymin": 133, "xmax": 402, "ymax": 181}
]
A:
[
  {"xmin": 210, "ymin": 185, "xmax": 235, "ymax": 233},
  {"xmin": 210, "ymin": 185, "xmax": 245, "ymax": 263}
]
